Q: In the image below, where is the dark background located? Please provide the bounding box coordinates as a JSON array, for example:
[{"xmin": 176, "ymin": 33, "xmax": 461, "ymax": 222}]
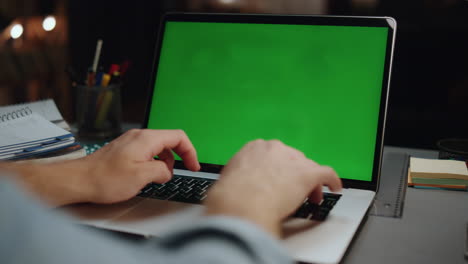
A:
[{"xmin": 1, "ymin": 0, "xmax": 467, "ymax": 150}]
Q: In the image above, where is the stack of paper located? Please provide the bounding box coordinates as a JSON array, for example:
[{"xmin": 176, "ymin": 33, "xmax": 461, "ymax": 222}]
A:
[
  {"xmin": 408, "ymin": 157, "xmax": 468, "ymax": 190},
  {"xmin": 0, "ymin": 99, "xmax": 71, "ymax": 130},
  {"xmin": 0, "ymin": 99, "xmax": 84, "ymax": 161}
]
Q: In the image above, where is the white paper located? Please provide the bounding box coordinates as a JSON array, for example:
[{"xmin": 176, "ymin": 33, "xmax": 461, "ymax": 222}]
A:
[
  {"xmin": 0, "ymin": 113, "xmax": 71, "ymax": 148},
  {"xmin": 0, "ymin": 99, "xmax": 64, "ymax": 122},
  {"xmin": 410, "ymin": 157, "xmax": 468, "ymax": 177}
]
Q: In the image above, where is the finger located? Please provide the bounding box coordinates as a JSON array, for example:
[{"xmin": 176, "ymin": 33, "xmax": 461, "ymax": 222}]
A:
[
  {"xmin": 128, "ymin": 129, "xmax": 200, "ymax": 171},
  {"xmin": 158, "ymin": 130, "xmax": 200, "ymax": 171},
  {"xmin": 308, "ymin": 187, "xmax": 323, "ymax": 204},
  {"xmin": 158, "ymin": 148, "xmax": 175, "ymax": 174},
  {"xmin": 311, "ymin": 165, "xmax": 342, "ymax": 192},
  {"xmin": 138, "ymin": 160, "xmax": 173, "ymax": 184}
]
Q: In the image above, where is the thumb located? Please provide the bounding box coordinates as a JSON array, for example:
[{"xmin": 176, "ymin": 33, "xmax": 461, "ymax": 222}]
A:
[{"xmin": 138, "ymin": 160, "xmax": 173, "ymax": 184}]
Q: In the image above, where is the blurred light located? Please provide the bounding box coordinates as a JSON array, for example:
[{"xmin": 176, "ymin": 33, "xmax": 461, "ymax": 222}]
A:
[
  {"xmin": 10, "ymin": 24, "xmax": 23, "ymax": 39},
  {"xmin": 42, "ymin": 16, "xmax": 56, "ymax": 31},
  {"xmin": 219, "ymin": 0, "xmax": 236, "ymax": 4}
]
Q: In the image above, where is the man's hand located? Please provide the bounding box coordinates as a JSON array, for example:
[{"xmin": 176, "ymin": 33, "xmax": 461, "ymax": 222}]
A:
[
  {"xmin": 81, "ymin": 129, "xmax": 200, "ymax": 204},
  {"xmin": 204, "ymin": 139, "xmax": 342, "ymax": 237},
  {"xmin": 0, "ymin": 129, "xmax": 200, "ymax": 206}
]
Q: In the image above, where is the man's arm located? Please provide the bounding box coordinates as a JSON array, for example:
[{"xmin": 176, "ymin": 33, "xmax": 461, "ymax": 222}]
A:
[
  {"xmin": 0, "ymin": 177, "xmax": 292, "ymax": 264},
  {"xmin": 0, "ymin": 129, "xmax": 201, "ymax": 206}
]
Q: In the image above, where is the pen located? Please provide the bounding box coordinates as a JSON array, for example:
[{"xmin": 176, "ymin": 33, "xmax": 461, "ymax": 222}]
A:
[
  {"xmin": 95, "ymin": 71, "xmax": 104, "ymax": 86},
  {"xmin": 108, "ymin": 64, "xmax": 120, "ymax": 75},
  {"xmin": 100, "ymin": 73, "xmax": 111, "ymax": 87}
]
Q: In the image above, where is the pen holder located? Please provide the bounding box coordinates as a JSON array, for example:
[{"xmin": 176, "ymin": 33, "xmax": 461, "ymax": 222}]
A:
[{"xmin": 76, "ymin": 84, "xmax": 122, "ymax": 139}]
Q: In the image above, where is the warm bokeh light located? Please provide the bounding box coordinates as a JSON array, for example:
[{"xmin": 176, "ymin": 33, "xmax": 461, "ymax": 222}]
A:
[
  {"xmin": 10, "ymin": 24, "xmax": 23, "ymax": 39},
  {"xmin": 42, "ymin": 16, "xmax": 56, "ymax": 31}
]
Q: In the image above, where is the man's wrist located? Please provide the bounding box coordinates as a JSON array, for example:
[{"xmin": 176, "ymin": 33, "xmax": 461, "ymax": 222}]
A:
[
  {"xmin": 204, "ymin": 188, "xmax": 281, "ymax": 237},
  {"xmin": 49, "ymin": 158, "xmax": 95, "ymax": 205},
  {"xmin": 205, "ymin": 205, "xmax": 281, "ymax": 237},
  {"xmin": 0, "ymin": 159, "xmax": 94, "ymax": 206}
]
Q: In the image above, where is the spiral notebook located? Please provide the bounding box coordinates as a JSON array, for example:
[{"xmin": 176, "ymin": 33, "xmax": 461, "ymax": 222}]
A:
[
  {"xmin": 0, "ymin": 99, "xmax": 71, "ymax": 130},
  {"xmin": 0, "ymin": 100, "xmax": 76, "ymax": 160}
]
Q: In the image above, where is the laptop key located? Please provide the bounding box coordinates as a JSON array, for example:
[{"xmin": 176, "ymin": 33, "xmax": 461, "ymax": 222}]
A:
[
  {"xmin": 168, "ymin": 184, "xmax": 179, "ymax": 191},
  {"xmin": 173, "ymin": 177, "xmax": 182, "ymax": 183},
  {"xmin": 312, "ymin": 207, "xmax": 331, "ymax": 221},
  {"xmin": 186, "ymin": 179, "xmax": 195, "ymax": 184},
  {"xmin": 156, "ymin": 184, "xmax": 166, "ymax": 190},
  {"xmin": 322, "ymin": 199, "xmax": 336, "ymax": 208},
  {"xmin": 305, "ymin": 201, "xmax": 319, "ymax": 213},
  {"xmin": 181, "ymin": 187, "xmax": 193, "ymax": 194},
  {"xmin": 197, "ymin": 194, "xmax": 208, "ymax": 201},
  {"xmin": 152, "ymin": 189, "xmax": 176, "ymax": 200},
  {"xmin": 323, "ymin": 193, "xmax": 342, "ymax": 201},
  {"xmin": 294, "ymin": 204, "xmax": 311, "ymax": 218}
]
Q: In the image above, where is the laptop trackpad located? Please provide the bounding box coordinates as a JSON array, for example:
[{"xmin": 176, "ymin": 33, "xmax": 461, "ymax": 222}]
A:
[
  {"xmin": 62, "ymin": 197, "xmax": 145, "ymax": 226},
  {"xmin": 100, "ymin": 199, "xmax": 204, "ymax": 236}
]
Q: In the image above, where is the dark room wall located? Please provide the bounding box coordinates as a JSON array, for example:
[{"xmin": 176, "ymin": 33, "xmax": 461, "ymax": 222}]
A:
[{"xmin": 67, "ymin": 0, "xmax": 468, "ymax": 149}]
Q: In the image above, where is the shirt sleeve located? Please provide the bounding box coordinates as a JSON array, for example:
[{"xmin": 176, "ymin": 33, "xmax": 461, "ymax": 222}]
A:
[{"xmin": 0, "ymin": 176, "xmax": 293, "ymax": 264}]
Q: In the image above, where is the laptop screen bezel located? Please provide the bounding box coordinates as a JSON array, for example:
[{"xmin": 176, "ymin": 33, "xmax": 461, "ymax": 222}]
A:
[{"xmin": 143, "ymin": 13, "xmax": 396, "ymax": 191}]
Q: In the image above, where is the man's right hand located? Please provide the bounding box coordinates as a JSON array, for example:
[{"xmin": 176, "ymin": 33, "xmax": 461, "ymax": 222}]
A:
[{"xmin": 204, "ymin": 139, "xmax": 342, "ymax": 237}]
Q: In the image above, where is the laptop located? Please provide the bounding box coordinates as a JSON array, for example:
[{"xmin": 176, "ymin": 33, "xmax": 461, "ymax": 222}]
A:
[{"xmin": 68, "ymin": 13, "xmax": 396, "ymax": 264}]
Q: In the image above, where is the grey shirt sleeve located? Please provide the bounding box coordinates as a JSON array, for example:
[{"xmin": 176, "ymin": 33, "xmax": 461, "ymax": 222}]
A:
[{"xmin": 0, "ymin": 177, "xmax": 293, "ymax": 264}]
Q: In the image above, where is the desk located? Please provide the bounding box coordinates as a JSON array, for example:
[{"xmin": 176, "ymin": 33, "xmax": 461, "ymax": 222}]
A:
[{"xmin": 344, "ymin": 146, "xmax": 468, "ymax": 264}]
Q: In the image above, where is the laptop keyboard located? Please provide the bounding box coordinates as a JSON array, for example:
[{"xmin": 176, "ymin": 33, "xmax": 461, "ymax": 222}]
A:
[{"xmin": 138, "ymin": 175, "xmax": 341, "ymax": 221}]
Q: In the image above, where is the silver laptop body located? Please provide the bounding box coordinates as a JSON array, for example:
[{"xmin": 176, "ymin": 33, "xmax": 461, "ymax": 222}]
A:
[{"xmin": 68, "ymin": 13, "xmax": 396, "ymax": 264}]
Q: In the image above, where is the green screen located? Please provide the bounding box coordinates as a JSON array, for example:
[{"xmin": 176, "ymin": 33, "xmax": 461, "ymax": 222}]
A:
[{"xmin": 148, "ymin": 21, "xmax": 388, "ymax": 182}]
